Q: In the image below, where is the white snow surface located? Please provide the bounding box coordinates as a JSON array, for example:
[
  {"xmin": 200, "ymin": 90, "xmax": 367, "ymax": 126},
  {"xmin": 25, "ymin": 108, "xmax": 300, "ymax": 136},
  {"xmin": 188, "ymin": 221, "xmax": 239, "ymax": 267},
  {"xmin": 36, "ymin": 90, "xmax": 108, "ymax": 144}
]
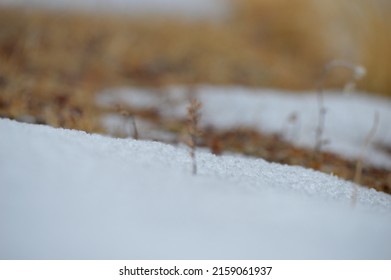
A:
[
  {"xmin": 1, "ymin": 118, "xmax": 391, "ymax": 259},
  {"xmin": 97, "ymin": 86, "xmax": 391, "ymax": 168},
  {"xmin": 0, "ymin": 0, "xmax": 227, "ymax": 19}
]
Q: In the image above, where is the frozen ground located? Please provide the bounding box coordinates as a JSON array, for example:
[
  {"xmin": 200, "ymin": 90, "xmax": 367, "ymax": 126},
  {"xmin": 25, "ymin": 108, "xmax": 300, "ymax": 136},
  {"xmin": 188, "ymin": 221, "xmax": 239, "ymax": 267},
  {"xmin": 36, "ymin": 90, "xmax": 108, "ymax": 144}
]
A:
[
  {"xmin": 1, "ymin": 118, "xmax": 391, "ymax": 259},
  {"xmin": 97, "ymin": 86, "xmax": 391, "ymax": 169}
]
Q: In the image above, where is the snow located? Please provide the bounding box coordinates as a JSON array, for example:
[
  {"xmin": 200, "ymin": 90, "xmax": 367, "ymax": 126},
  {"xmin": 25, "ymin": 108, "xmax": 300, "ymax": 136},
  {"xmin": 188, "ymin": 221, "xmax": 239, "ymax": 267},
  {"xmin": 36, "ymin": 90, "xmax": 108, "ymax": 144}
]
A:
[
  {"xmin": 1, "ymin": 118, "xmax": 391, "ymax": 259},
  {"xmin": 97, "ymin": 86, "xmax": 391, "ymax": 168},
  {"xmin": 0, "ymin": 0, "xmax": 228, "ymax": 19}
]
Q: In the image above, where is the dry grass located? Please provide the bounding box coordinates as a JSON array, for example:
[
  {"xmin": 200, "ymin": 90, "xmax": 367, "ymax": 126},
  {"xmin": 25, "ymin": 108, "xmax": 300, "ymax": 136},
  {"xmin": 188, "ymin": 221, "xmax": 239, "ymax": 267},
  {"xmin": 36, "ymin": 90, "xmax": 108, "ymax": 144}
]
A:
[
  {"xmin": 0, "ymin": 1, "xmax": 390, "ymax": 193},
  {"xmin": 319, "ymin": 0, "xmax": 391, "ymax": 95},
  {"xmin": 231, "ymin": 0, "xmax": 391, "ymax": 95},
  {"xmin": 2, "ymin": 1, "xmax": 390, "ymax": 95}
]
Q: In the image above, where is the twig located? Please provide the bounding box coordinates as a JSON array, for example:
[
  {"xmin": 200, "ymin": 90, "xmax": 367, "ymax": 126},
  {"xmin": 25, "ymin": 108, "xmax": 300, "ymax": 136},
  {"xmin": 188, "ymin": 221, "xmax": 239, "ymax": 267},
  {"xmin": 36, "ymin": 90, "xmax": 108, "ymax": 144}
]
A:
[
  {"xmin": 130, "ymin": 116, "xmax": 139, "ymax": 140},
  {"xmin": 187, "ymin": 98, "xmax": 202, "ymax": 175},
  {"xmin": 352, "ymin": 111, "xmax": 380, "ymax": 206}
]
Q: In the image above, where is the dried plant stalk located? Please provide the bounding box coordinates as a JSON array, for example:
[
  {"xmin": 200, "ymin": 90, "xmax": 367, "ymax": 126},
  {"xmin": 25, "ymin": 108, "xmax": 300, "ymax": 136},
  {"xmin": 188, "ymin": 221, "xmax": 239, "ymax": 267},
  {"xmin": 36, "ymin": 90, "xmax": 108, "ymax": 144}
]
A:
[
  {"xmin": 131, "ymin": 116, "xmax": 139, "ymax": 140},
  {"xmin": 187, "ymin": 98, "xmax": 202, "ymax": 175},
  {"xmin": 314, "ymin": 60, "xmax": 366, "ymax": 163},
  {"xmin": 352, "ymin": 111, "xmax": 379, "ymax": 206},
  {"xmin": 117, "ymin": 105, "xmax": 139, "ymax": 140}
]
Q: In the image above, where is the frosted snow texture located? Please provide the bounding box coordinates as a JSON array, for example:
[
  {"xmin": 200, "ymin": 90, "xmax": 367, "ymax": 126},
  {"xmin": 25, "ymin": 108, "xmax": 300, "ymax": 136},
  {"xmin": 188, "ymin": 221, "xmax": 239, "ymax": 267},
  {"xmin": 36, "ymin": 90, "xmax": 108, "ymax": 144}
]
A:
[{"xmin": 1, "ymin": 118, "xmax": 391, "ymax": 259}]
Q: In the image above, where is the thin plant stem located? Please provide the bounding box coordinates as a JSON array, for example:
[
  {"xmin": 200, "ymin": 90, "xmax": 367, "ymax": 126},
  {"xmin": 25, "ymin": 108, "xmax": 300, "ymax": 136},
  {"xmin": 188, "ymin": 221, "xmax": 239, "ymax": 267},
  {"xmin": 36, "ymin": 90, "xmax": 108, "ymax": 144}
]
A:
[
  {"xmin": 352, "ymin": 111, "xmax": 379, "ymax": 207},
  {"xmin": 314, "ymin": 60, "xmax": 366, "ymax": 162},
  {"xmin": 187, "ymin": 97, "xmax": 202, "ymax": 175}
]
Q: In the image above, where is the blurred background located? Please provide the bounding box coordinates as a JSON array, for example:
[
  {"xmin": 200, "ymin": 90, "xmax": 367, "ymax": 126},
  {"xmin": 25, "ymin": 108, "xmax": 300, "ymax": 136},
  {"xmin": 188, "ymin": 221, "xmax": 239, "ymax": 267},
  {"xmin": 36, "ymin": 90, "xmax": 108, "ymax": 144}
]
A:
[
  {"xmin": 1, "ymin": 0, "xmax": 391, "ymax": 192},
  {"xmin": 0, "ymin": 0, "xmax": 390, "ymax": 132}
]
